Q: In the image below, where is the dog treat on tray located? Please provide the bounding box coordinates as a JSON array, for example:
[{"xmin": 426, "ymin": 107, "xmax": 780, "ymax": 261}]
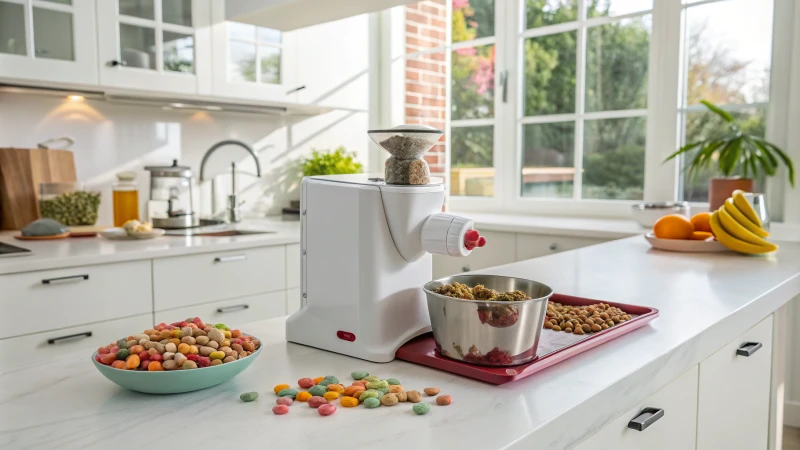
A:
[
  {"xmin": 544, "ymin": 302, "xmax": 632, "ymax": 334},
  {"xmin": 433, "ymin": 282, "xmax": 531, "ymax": 302}
]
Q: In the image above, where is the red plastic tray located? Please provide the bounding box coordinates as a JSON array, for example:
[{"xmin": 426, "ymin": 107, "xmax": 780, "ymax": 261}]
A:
[{"xmin": 395, "ymin": 293, "xmax": 659, "ymax": 385}]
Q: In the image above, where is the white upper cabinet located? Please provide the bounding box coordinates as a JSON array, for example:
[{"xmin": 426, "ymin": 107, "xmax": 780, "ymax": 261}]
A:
[
  {"xmin": 295, "ymin": 14, "xmax": 369, "ymax": 110},
  {"xmin": 96, "ymin": 0, "xmax": 212, "ymax": 95},
  {"xmin": 209, "ymin": 0, "xmax": 298, "ymax": 103},
  {"xmin": 0, "ymin": 0, "xmax": 98, "ymax": 85}
]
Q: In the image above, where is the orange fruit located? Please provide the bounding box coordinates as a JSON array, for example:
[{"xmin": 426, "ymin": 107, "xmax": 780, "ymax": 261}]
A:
[
  {"xmin": 690, "ymin": 212, "xmax": 713, "ymax": 233},
  {"xmin": 689, "ymin": 231, "xmax": 713, "ymax": 241},
  {"xmin": 653, "ymin": 214, "xmax": 694, "ymax": 240}
]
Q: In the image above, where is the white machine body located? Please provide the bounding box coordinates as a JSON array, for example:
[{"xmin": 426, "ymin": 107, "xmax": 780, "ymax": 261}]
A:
[{"xmin": 286, "ymin": 174, "xmax": 476, "ymax": 362}]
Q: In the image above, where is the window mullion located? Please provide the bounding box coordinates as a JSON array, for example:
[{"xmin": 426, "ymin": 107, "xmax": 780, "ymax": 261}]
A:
[
  {"xmin": 573, "ymin": 1, "xmax": 587, "ymax": 201},
  {"xmin": 643, "ymin": 0, "xmax": 682, "ymax": 202}
]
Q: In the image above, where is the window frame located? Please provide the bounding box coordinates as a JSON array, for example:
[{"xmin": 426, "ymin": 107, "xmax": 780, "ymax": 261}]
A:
[{"xmin": 381, "ymin": 0, "xmax": 795, "ymax": 220}]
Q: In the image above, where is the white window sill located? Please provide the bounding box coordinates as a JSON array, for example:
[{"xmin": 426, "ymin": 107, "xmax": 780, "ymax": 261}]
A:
[{"xmin": 454, "ymin": 211, "xmax": 800, "ymax": 243}]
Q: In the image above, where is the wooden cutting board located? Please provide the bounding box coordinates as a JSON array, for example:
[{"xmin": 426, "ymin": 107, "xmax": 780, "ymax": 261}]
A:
[{"xmin": 0, "ymin": 148, "xmax": 77, "ymax": 230}]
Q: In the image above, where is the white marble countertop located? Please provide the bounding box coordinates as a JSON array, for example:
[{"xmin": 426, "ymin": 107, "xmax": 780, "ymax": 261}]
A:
[
  {"xmin": 0, "ymin": 218, "xmax": 300, "ymax": 275},
  {"xmin": 2, "ymin": 236, "xmax": 799, "ymax": 450}
]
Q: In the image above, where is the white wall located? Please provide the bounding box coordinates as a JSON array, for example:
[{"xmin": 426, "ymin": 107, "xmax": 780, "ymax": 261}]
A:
[
  {"xmin": 787, "ymin": 297, "xmax": 800, "ymax": 428},
  {"xmin": 0, "ymin": 94, "xmax": 368, "ymax": 226}
]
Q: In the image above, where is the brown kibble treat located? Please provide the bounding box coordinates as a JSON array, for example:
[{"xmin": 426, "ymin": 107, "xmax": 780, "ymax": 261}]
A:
[
  {"xmin": 210, "ymin": 359, "xmax": 222, "ymax": 366},
  {"xmin": 436, "ymin": 395, "xmax": 452, "ymax": 406},
  {"xmin": 601, "ymin": 323, "xmax": 609, "ymax": 330},
  {"xmin": 564, "ymin": 327, "xmax": 573, "ymax": 333},
  {"xmin": 396, "ymin": 392, "xmax": 408, "ymax": 402},
  {"xmin": 388, "ymin": 385, "xmax": 404, "ymax": 394},
  {"xmin": 380, "ymin": 393, "xmax": 399, "ymax": 406},
  {"xmin": 406, "ymin": 390, "xmax": 422, "ymax": 403},
  {"xmin": 231, "ymin": 343, "xmax": 244, "ymax": 353},
  {"xmin": 544, "ymin": 321, "xmax": 553, "ymax": 329},
  {"xmin": 581, "ymin": 324, "xmax": 591, "ymax": 332},
  {"xmin": 552, "ymin": 325, "xmax": 562, "ymax": 331},
  {"xmin": 591, "ymin": 324, "xmax": 602, "ymax": 332},
  {"xmin": 423, "ymin": 388, "xmax": 440, "ymax": 396}
]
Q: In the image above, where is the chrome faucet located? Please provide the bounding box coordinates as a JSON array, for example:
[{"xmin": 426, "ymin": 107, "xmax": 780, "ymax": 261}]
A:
[{"xmin": 199, "ymin": 140, "xmax": 262, "ymax": 223}]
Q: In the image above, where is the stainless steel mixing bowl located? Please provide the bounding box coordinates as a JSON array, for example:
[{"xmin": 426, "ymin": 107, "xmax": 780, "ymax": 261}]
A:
[{"xmin": 423, "ymin": 274, "xmax": 554, "ymax": 366}]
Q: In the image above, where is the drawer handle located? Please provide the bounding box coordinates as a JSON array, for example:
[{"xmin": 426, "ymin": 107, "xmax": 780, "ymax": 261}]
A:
[
  {"xmin": 736, "ymin": 341, "xmax": 762, "ymax": 357},
  {"xmin": 217, "ymin": 304, "xmax": 249, "ymax": 313},
  {"xmin": 627, "ymin": 407, "xmax": 664, "ymax": 431},
  {"xmin": 214, "ymin": 255, "xmax": 247, "ymax": 263},
  {"xmin": 48, "ymin": 331, "xmax": 92, "ymax": 344},
  {"xmin": 42, "ymin": 274, "xmax": 89, "ymax": 284},
  {"xmin": 549, "ymin": 243, "xmax": 558, "ymax": 251},
  {"xmin": 461, "ymin": 266, "xmax": 470, "ymax": 272}
]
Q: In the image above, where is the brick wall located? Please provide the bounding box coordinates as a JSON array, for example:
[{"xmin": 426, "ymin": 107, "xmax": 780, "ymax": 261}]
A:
[{"xmin": 404, "ymin": 1, "xmax": 448, "ymax": 177}]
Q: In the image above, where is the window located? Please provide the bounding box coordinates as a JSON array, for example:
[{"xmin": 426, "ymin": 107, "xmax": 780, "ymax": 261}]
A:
[
  {"xmin": 386, "ymin": 0, "xmax": 786, "ymax": 216},
  {"xmin": 520, "ymin": 1, "xmax": 652, "ymax": 201},
  {"xmin": 117, "ymin": 0, "xmax": 195, "ymax": 73},
  {"xmin": 227, "ymin": 22, "xmax": 282, "ymax": 85},
  {"xmin": 679, "ymin": 0, "xmax": 774, "ymax": 202}
]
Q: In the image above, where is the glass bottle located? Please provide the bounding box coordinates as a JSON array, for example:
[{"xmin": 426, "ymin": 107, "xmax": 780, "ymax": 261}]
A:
[{"xmin": 113, "ymin": 172, "xmax": 139, "ymax": 226}]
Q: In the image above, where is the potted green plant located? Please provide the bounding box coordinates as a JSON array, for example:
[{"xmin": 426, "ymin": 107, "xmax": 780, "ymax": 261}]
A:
[
  {"xmin": 301, "ymin": 147, "xmax": 363, "ymax": 177},
  {"xmin": 665, "ymin": 100, "xmax": 795, "ymax": 210}
]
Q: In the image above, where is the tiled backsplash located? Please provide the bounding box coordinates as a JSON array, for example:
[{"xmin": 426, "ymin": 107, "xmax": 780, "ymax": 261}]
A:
[{"xmin": 0, "ymin": 93, "xmax": 369, "ymax": 225}]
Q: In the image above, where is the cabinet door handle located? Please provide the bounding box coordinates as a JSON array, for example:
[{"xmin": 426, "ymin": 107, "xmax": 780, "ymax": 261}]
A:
[
  {"xmin": 42, "ymin": 274, "xmax": 89, "ymax": 284},
  {"xmin": 217, "ymin": 304, "xmax": 249, "ymax": 313},
  {"xmin": 500, "ymin": 70, "xmax": 509, "ymax": 103},
  {"xmin": 736, "ymin": 341, "xmax": 762, "ymax": 357},
  {"xmin": 627, "ymin": 407, "xmax": 664, "ymax": 431},
  {"xmin": 286, "ymin": 85, "xmax": 307, "ymax": 95},
  {"xmin": 48, "ymin": 331, "xmax": 92, "ymax": 344},
  {"xmin": 109, "ymin": 59, "xmax": 127, "ymax": 67},
  {"xmin": 214, "ymin": 255, "xmax": 247, "ymax": 263},
  {"xmin": 461, "ymin": 266, "xmax": 470, "ymax": 272},
  {"xmin": 549, "ymin": 243, "xmax": 558, "ymax": 251}
]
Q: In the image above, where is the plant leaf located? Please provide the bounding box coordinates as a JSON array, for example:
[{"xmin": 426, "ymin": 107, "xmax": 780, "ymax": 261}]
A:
[
  {"xmin": 664, "ymin": 140, "xmax": 704, "ymax": 163},
  {"xmin": 701, "ymin": 100, "xmax": 735, "ymax": 123},
  {"xmin": 762, "ymin": 140, "xmax": 796, "ymax": 186},
  {"xmin": 750, "ymin": 138, "xmax": 779, "ymax": 168},
  {"xmin": 745, "ymin": 139, "xmax": 776, "ymax": 176}
]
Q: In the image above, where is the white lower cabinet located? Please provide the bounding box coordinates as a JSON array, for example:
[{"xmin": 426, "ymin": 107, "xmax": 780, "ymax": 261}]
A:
[
  {"xmin": 696, "ymin": 316, "xmax": 773, "ymax": 450},
  {"xmin": 432, "ymin": 231, "xmax": 517, "ymax": 279},
  {"xmin": 0, "ymin": 314, "xmax": 153, "ymax": 367},
  {"xmin": 573, "ymin": 365, "xmax": 699, "ymax": 450},
  {"xmin": 516, "ymin": 234, "xmax": 607, "ymax": 261},
  {"xmin": 154, "ymin": 291, "xmax": 286, "ymax": 328}
]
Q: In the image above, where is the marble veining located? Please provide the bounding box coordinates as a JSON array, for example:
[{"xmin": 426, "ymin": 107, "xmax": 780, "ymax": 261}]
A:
[{"xmin": 1, "ymin": 237, "xmax": 799, "ymax": 450}]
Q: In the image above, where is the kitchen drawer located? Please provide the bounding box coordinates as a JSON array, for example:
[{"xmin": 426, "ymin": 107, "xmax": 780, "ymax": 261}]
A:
[
  {"xmin": 287, "ymin": 244, "xmax": 300, "ymax": 288},
  {"xmin": 287, "ymin": 288, "xmax": 301, "ymax": 315},
  {"xmin": 573, "ymin": 365, "xmax": 698, "ymax": 450},
  {"xmin": 432, "ymin": 231, "xmax": 517, "ymax": 279},
  {"xmin": 517, "ymin": 234, "xmax": 608, "ymax": 261},
  {"xmin": 154, "ymin": 292, "xmax": 286, "ymax": 328},
  {"xmin": 0, "ymin": 261, "xmax": 152, "ymax": 339},
  {"xmin": 0, "ymin": 314, "xmax": 153, "ymax": 368},
  {"xmin": 697, "ymin": 316, "xmax": 773, "ymax": 450},
  {"xmin": 153, "ymin": 246, "xmax": 286, "ymax": 311}
]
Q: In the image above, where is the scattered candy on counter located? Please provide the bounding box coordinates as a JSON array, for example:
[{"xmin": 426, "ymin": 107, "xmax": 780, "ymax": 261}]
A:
[
  {"xmin": 94, "ymin": 318, "xmax": 260, "ymax": 371},
  {"xmin": 240, "ymin": 392, "xmax": 259, "ymax": 402},
  {"xmin": 260, "ymin": 373, "xmax": 450, "ymax": 417},
  {"xmin": 436, "ymin": 395, "xmax": 452, "ymax": 406},
  {"xmin": 318, "ymin": 404, "xmax": 337, "ymax": 416}
]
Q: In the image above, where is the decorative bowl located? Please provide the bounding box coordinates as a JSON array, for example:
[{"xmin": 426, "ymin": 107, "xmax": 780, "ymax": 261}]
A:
[{"xmin": 91, "ymin": 339, "xmax": 261, "ymax": 394}]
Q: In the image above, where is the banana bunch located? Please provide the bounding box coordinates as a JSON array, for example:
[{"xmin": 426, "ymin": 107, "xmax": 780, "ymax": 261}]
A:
[{"xmin": 710, "ymin": 190, "xmax": 777, "ymax": 255}]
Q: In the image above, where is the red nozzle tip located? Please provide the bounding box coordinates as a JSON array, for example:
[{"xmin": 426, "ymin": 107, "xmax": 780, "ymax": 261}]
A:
[
  {"xmin": 477, "ymin": 236, "xmax": 486, "ymax": 247},
  {"xmin": 464, "ymin": 229, "xmax": 483, "ymax": 250}
]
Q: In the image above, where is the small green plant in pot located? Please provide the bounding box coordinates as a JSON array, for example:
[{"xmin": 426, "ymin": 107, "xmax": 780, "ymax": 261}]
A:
[
  {"xmin": 301, "ymin": 147, "xmax": 363, "ymax": 177},
  {"xmin": 664, "ymin": 100, "xmax": 795, "ymax": 210}
]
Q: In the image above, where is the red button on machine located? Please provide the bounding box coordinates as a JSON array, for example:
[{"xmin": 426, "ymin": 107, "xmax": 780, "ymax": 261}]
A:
[{"xmin": 336, "ymin": 331, "xmax": 356, "ymax": 342}]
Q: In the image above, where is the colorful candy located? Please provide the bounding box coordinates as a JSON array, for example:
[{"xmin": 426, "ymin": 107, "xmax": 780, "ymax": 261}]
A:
[
  {"xmin": 423, "ymin": 387, "xmax": 440, "ymax": 396},
  {"xmin": 340, "ymin": 396, "xmax": 359, "ymax": 407},
  {"xmin": 327, "ymin": 384, "xmax": 345, "ymax": 393},
  {"xmin": 298, "ymin": 378, "xmax": 315, "ymax": 389},
  {"xmin": 318, "ymin": 404, "xmax": 337, "ymax": 416},
  {"xmin": 436, "ymin": 395, "xmax": 452, "ymax": 406},
  {"xmin": 323, "ymin": 392, "xmax": 340, "ymax": 401},
  {"xmin": 276, "ymin": 397, "xmax": 294, "ymax": 406},
  {"xmin": 386, "ymin": 378, "xmax": 401, "ymax": 385},
  {"xmin": 240, "ymin": 392, "xmax": 259, "ymax": 402},
  {"xmin": 278, "ymin": 388, "xmax": 299, "ymax": 399},
  {"xmin": 272, "ymin": 405, "xmax": 290, "ymax": 415},
  {"xmin": 313, "ymin": 376, "xmax": 325, "ymax": 384},
  {"xmin": 308, "ymin": 396, "xmax": 328, "ymax": 408},
  {"xmin": 366, "ymin": 380, "xmax": 389, "ymax": 389},
  {"xmin": 309, "ymin": 385, "xmax": 327, "ymax": 397},
  {"xmin": 388, "ymin": 385, "xmax": 404, "ymax": 394},
  {"xmin": 273, "ymin": 384, "xmax": 291, "ymax": 394},
  {"xmin": 363, "ymin": 397, "xmax": 381, "ymax": 409},
  {"xmin": 296, "ymin": 392, "xmax": 313, "ymax": 402},
  {"xmin": 380, "ymin": 393, "xmax": 399, "ymax": 406},
  {"xmin": 351, "ymin": 371, "xmax": 369, "ymax": 380},
  {"xmin": 359, "ymin": 390, "xmax": 380, "ymax": 402},
  {"xmin": 363, "ymin": 375, "xmax": 380, "ymax": 382},
  {"xmin": 343, "ymin": 385, "xmax": 366, "ymax": 397},
  {"xmin": 412, "ymin": 403, "xmax": 432, "ymax": 415},
  {"xmin": 406, "ymin": 390, "xmax": 422, "ymax": 403}
]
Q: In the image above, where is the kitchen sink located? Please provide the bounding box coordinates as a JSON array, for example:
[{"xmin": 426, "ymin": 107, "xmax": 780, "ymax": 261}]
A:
[{"xmin": 192, "ymin": 229, "xmax": 274, "ymax": 237}]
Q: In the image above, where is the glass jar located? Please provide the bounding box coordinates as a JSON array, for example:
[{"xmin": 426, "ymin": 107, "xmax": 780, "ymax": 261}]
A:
[
  {"xmin": 39, "ymin": 182, "xmax": 101, "ymax": 226},
  {"xmin": 113, "ymin": 172, "xmax": 140, "ymax": 227}
]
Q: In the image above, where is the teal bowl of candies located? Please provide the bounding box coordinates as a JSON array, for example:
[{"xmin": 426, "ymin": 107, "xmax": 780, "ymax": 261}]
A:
[{"xmin": 92, "ymin": 319, "xmax": 261, "ymax": 394}]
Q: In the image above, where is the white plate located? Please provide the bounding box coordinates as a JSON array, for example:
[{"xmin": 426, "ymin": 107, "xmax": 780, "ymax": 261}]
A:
[
  {"xmin": 644, "ymin": 233, "xmax": 730, "ymax": 253},
  {"xmin": 100, "ymin": 228, "xmax": 165, "ymax": 240}
]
